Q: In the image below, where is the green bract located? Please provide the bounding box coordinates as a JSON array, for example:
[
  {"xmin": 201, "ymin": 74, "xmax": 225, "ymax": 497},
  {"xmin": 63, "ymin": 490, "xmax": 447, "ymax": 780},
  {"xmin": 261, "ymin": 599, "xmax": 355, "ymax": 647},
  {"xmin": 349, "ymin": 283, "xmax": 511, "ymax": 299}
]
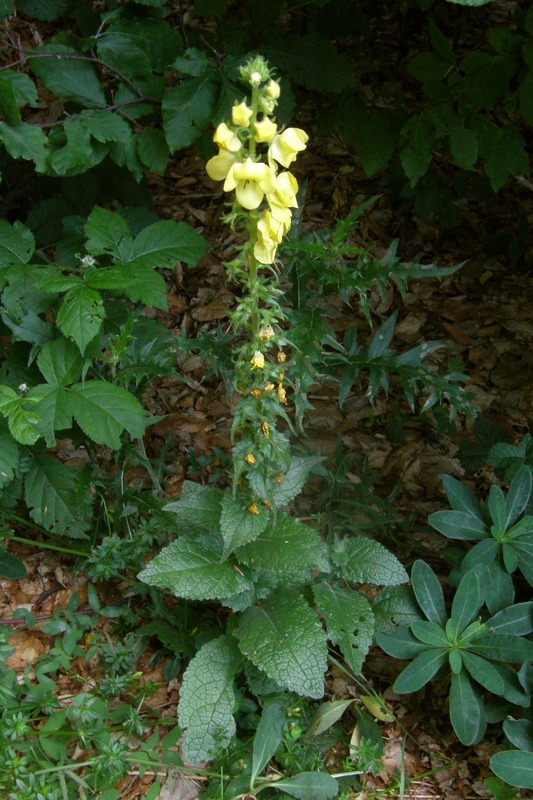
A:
[{"xmin": 377, "ymin": 560, "xmax": 533, "ymax": 745}]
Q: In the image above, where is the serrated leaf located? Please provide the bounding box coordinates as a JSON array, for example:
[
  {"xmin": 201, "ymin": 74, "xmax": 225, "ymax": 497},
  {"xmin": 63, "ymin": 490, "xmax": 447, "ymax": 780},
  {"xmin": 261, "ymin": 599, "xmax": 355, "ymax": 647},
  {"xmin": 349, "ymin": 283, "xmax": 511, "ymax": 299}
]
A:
[
  {"xmin": 0, "ymin": 79, "xmax": 21, "ymax": 124},
  {"xmin": 271, "ymin": 455, "xmax": 323, "ymax": 508},
  {"xmin": 219, "ymin": 493, "xmax": 269, "ymax": 556},
  {"xmin": 0, "ymin": 122, "xmax": 48, "ymax": 171},
  {"xmin": 97, "ymin": 33, "xmax": 152, "ymax": 78},
  {"xmin": 236, "ymin": 514, "xmax": 329, "ymax": 575},
  {"xmin": 79, "ymin": 109, "xmax": 132, "ymax": 143},
  {"xmin": 0, "ymin": 71, "xmax": 38, "ymax": 107},
  {"xmin": 0, "ymin": 220, "xmax": 35, "ymax": 265},
  {"xmin": 84, "ymin": 206, "xmax": 131, "ymax": 258},
  {"xmin": 264, "ymin": 31, "xmax": 355, "ymax": 93},
  {"xmin": 136, "ymin": 129, "xmax": 170, "ymax": 174},
  {"xmin": 30, "ymin": 385, "xmax": 72, "ymax": 445},
  {"xmin": 6, "ymin": 404, "xmax": 41, "ymax": 445},
  {"xmin": 314, "ymin": 583, "xmax": 374, "ymax": 675},
  {"xmin": 273, "ymin": 772, "xmax": 339, "ymax": 800},
  {"xmin": 57, "ymin": 284, "xmax": 104, "ymax": 354},
  {"xmin": 357, "ymin": 111, "xmax": 395, "ymax": 175},
  {"xmin": 333, "ymin": 536, "xmax": 408, "ymax": 586},
  {"xmin": 178, "ymin": 635, "xmax": 242, "ymax": 765},
  {"xmin": 449, "ymin": 123, "xmax": 478, "ymax": 170},
  {"xmin": 70, "ymin": 381, "xmax": 145, "ymax": 448},
  {"xmin": 0, "ymin": 421, "xmax": 19, "ymax": 487},
  {"xmin": 24, "ymin": 454, "xmax": 91, "ymax": 538},
  {"xmin": 37, "ymin": 337, "xmax": 84, "ymax": 387},
  {"xmin": 16, "ymin": 0, "xmax": 69, "ymax": 20},
  {"xmin": 138, "ymin": 537, "xmax": 247, "ymax": 600},
  {"xmin": 28, "ymin": 45, "xmax": 106, "ymax": 107},
  {"xmin": 164, "ymin": 481, "xmax": 223, "ymax": 531},
  {"xmin": 163, "ymin": 76, "xmax": 217, "ymax": 152},
  {"xmin": 234, "ymin": 591, "xmax": 327, "ymax": 698},
  {"xmin": 129, "ymin": 220, "xmax": 210, "ymax": 269}
]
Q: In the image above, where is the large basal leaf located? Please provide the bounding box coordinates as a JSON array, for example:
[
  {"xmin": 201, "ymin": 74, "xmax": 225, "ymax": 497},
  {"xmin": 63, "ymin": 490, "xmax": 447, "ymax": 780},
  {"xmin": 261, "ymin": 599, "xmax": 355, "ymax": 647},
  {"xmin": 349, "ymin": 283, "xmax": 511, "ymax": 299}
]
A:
[
  {"xmin": 162, "ymin": 76, "xmax": 217, "ymax": 152},
  {"xmin": 0, "ymin": 122, "xmax": 48, "ymax": 172},
  {"xmin": 138, "ymin": 537, "xmax": 248, "ymax": 600},
  {"xmin": 219, "ymin": 493, "xmax": 269, "ymax": 556},
  {"xmin": 24, "ymin": 454, "xmax": 92, "ymax": 538},
  {"xmin": 57, "ymin": 284, "xmax": 105, "ymax": 354},
  {"xmin": 333, "ymin": 536, "xmax": 408, "ymax": 586},
  {"xmin": 69, "ymin": 381, "xmax": 145, "ymax": 448},
  {"xmin": 236, "ymin": 513, "xmax": 330, "ymax": 575},
  {"xmin": 234, "ymin": 591, "xmax": 327, "ymax": 698},
  {"xmin": 0, "ymin": 220, "xmax": 35, "ymax": 265},
  {"xmin": 28, "ymin": 45, "xmax": 106, "ymax": 107},
  {"xmin": 314, "ymin": 583, "xmax": 374, "ymax": 675},
  {"xmin": 178, "ymin": 635, "xmax": 242, "ymax": 765}
]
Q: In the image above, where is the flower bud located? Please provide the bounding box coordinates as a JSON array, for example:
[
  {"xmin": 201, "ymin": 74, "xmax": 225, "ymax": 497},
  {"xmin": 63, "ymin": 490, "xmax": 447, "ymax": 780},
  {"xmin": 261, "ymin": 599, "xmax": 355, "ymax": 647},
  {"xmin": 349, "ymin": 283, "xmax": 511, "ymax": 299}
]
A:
[{"xmin": 232, "ymin": 101, "xmax": 253, "ymax": 127}]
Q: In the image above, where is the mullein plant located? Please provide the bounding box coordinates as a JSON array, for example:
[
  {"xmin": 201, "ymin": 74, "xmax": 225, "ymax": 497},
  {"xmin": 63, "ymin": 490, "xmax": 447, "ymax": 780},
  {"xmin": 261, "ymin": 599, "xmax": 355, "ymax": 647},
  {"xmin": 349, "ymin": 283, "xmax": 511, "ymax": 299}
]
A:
[
  {"xmin": 139, "ymin": 55, "xmax": 409, "ymax": 767},
  {"xmin": 205, "ymin": 55, "xmax": 309, "ymax": 509}
]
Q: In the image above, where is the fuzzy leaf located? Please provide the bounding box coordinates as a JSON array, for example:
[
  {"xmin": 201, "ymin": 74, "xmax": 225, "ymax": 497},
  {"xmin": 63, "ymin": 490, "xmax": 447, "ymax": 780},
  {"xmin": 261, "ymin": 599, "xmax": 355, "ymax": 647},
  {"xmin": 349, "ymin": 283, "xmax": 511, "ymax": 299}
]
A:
[
  {"xmin": 138, "ymin": 538, "xmax": 248, "ymax": 600},
  {"xmin": 314, "ymin": 583, "xmax": 374, "ymax": 675},
  {"xmin": 164, "ymin": 481, "xmax": 223, "ymax": 532},
  {"xmin": 178, "ymin": 635, "xmax": 242, "ymax": 765},
  {"xmin": 235, "ymin": 591, "xmax": 327, "ymax": 698},
  {"xmin": 219, "ymin": 493, "xmax": 269, "ymax": 556},
  {"xmin": 24, "ymin": 454, "xmax": 91, "ymax": 538},
  {"xmin": 236, "ymin": 514, "xmax": 330, "ymax": 575},
  {"xmin": 271, "ymin": 455, "xmax": 323, "ymax": 508},
  {"xmin": 70, "ymin": 381, "xmax": 145, "ymax": 448},
  {"xmin": 333, "ymin": 536, "xmax": 408, "ymax": 586}
]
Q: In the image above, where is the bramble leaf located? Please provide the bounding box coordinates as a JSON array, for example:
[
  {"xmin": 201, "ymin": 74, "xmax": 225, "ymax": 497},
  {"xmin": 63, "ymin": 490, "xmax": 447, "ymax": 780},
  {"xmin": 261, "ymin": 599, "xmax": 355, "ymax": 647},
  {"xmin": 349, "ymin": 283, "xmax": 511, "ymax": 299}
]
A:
[
  {"xmin": 56, "ymin": 284, "xmax": 104, "ymax": 354},
  {"xmin": 163, "ymin": 76, "xmax": 217, "ymax": 152},
  {"xmin": 235, "ymin": 591, "xmax": 327, "ymax": 698},
  {"xmin": 28, "ymin": 45, "xmax": 106, "ymax": 107},
  {"xmin": 24, "ymin": 454, "xmax": 92, "ymax": 538},
  {"xmin": 0, "ymin": 220, "xmax": 35, "ymax": 265},
  {"xmin": 0, "ymin": 122, "xmax": 48, "ymax": 172},
  {"xmin": 70, "ymin": 381, "xmax": 145, "ymax": 448}
]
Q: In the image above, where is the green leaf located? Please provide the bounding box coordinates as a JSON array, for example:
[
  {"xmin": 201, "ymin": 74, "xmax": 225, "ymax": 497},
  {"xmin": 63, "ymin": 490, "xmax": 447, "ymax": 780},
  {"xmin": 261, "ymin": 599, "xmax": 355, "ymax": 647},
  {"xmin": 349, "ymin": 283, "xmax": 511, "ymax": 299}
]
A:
[
  {"xmin": 219, "ymin": 493, "xmax": 269, "ymax": 557},
  {"xmin": 70, "ymin": 381, "xmax": 146, "ymax": 448},
  {"xmin": 79, "ymin": 109, "xmax": 132, "ymax": 144},
  {"xmin": 273, "ymin": 772, "xmax": 339, "ymax": 800},
  {"xmin": 429, "ymin": 509, "xmax": 489, "ymax": 540},
  {"xmin": 164, "ymin": 481, "xmax": 223, "ymax": 531},
  {"xmin": 6, "ymin": 403, "xmax": 41, "ymax": 445},
  {"xmin": 440, "ymin": 474, "xmax": 485, "ymax": 519},
  {"xmin": 446, "ymin": 0, "xmax": 494, "ymax": 6},
  {"xmin": 251, "ymin": 703, "xmax": 285, "ymax": 786},
  {"xmin": 449, "ymin": 123, "xmax": 478, "ymax": 170},
  {"xmin": 449, "ymin": 670, "xmax": 486, "ymax": 745},
  {"xmin": 484, "ymin": 125, "xmax": 528, "ymax": 192},
  {"xmin": 16, "ymin": 0, "xmax": 69, "ymax": 20},
  {"xmin": 24, "ymin": 454, "xmax": 91, "ymax": 538},
  {"xmin": 237, "ymin": 514, "xmax": 329, "ymax": 576},
  {"xmin": 333, "ymin": 536, "xmax": 408, "ymax": 586},
  {"xmin": 451, "ymin": 566, "xmax": 484, "ymax": 633},
  {"xmin": 411, "ymin": 560, "xmax": 447, "ymax": 625},
  {"xmin": 129, "ymin": 220, "xmax": 210, "ymax": 269},
  {"xmin": 487, "ymin": 602, "xmax": 533, "ymax": 636},
  {"xmin": 461, "ymin": 650, "xmax": 505, "ymax": 696},
  {"xmin": 37, "ymin": 337, "xmax": 84, "ymax": 387},
  {"xmin": 28, "ymin": 45, "xmax": 106, "ymax": 107},
  {"xmin": 271, "ymin": 455, "xmax": 323, "ymax": 508},
  {"xmin": 357, "ymin": 111, "xmax": 395, "ymax": 175},
  {"xmin": 314, "ymin": 583, "xmax": 374, "ymax": 675},
  {"xmin": 503, "ymin": 718, "xmax": 533, "ymax": 752},
  {"xmin": 469, "ymin": 634, "xmax": 533, "ymax": 663},
  {"xmin": 0, "ymin": 549, "xmax": 27, "ymax": 580},
  {"xmin": 410, "ymin": 620, "xmax": 448, "ymax": 647},
  {"xmin": 305, "ymin": 698, "xmax": 354, "ymax": 739},
  {"xmin": 393, "ymin": 649, "xmax": 448, "ymax": 694},
  {"xmin": 84, "ymin": 206, "xmax": 131, "ymax": 258},
  {"xmin": 30, "ymin": 385, "xmax": 72, "ymax": 445},
  {"xmin": 0, "ymin": 78, "xmax": 21, "ymax": 124},
  {"xmin": 136, "ymin": 129, "xmax": 170, "ymax": 175},
  {"xmin": 178, "ymin": 635, "xmax": 242, "ymax": 765},
  {"xmin": 96, "ymin": 32, "xmax": 152, "ymax": 78},
  {"xmin": 490, "ymin": 750, "xmax": 533, "ymax": 790},
  {"xmin": 0, "ymin": 121, "xmax": 48, "ymax": 171},
  {"xmin": 0, "ymin": 220, "xmax": 35, "ymax": 265},
  {"xmin": 505, "ymin": 466, "xmax": 532, "ymax": 528},
  {"xmin": 376, "ymin": 627, "xmax": 431, "ymax": 660},
  {"xmin": 0, "ymin": 422, "xmax": 20, "ymax": 487},
  {"xmin": 138, "ymin": 538, "xmax": 248, "ymax": 600},
  {"xmin": 400, "ymin": 114, "xmax": 434, "ymax": 185},
  {"xmin": 57, "ymin": 284, "xmax": 104, "ymax": 354},
  {"xmin": 235, "ymin": 591, "xmax": 327, "ymax": 698},
  {"xmin": 264, "ymin": 31, "xmax": 356, "ymax": 93},
  {"xmin": 162, "ymin": 76, "xmax": 217, "ymax": 152},
  {"xmin": 0, "ymin": 71, "xmax": 38, "ymax": 107}
]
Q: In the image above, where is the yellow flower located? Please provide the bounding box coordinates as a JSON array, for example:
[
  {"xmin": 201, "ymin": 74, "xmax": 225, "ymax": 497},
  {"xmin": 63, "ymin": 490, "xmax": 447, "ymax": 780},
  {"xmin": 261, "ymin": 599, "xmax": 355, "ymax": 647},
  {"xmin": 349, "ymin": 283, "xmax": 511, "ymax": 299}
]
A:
[
  {"xmin": 278, "ymin": 384, "xmax": 287, "ymax": 404},
  {"xmin": 269, "ymin": 128, "xmax": 308, "ymax": 168},
  {"xmin": 248, "ymin": 503, "xmax": 260, "ymax": 515},
  {"xmin": 232, "ymin": 101, "xmax": 253, "ymax": 127},
  {"xmin": 250, "ymin": 350, "xmax": 265, "ymax": 369},
  {"xmin": 277, "ymin": 351, "xmax": 287, "ymax": 363},
  {"xmin": 265, "ymin": 79, "xmax": 281, "ymax": 99},
  {"xmin": 224, "ymin": 157, "xmax": 277, "ymax": 210},
  {"xmin": 205, "ymin": 149, "xmax": 238, "ymax": 181},
  {"xmin": 254, "ymin": 117, "xmax": 278, "ymax": 143},
  {"xmin": 254, "ymin": 211, "xmax": 285, "ymax": 264},
  {"xmin": 269, "ymin": 171, "xmax": 299, "ymax": 211},
  {"xmin": 251, "ymin": 388, "xmax": 262, "ymax": 397},
  {"xmin": 264, "ymin": 382, "xmax": 275, "ymax": 392},
  {"xmin": 245, "ymin": 453, "xmax": 257, "ymax": 465},
  {"xmin": 261, "ymin": 420, "xmax": 270, "ymax": 438},
  {"xmin": 259, "ymin": 325, "xmax": 275, "ymax": 341},
  {"xmin": 213, "ymin": 122, "xmax": 241, "ymax": 153}
]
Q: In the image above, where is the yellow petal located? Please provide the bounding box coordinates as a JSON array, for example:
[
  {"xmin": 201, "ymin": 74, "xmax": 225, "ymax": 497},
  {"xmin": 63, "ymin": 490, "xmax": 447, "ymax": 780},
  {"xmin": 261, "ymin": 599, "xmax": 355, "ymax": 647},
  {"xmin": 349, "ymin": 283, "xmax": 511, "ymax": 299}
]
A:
[
  {"xmin": 206, "ymin": 150, "xmax": 238, "ymax": 181},
  {"xmin": 232, "ymin": 101, "xmax": 253, "ymax": 127},
  {"xmin": 254, "ymin": 118, "xmax": 278, "ymax": 143},
  {"xmin": 213, "ymin": 122, "xmax": 241, "ymax": 153}
]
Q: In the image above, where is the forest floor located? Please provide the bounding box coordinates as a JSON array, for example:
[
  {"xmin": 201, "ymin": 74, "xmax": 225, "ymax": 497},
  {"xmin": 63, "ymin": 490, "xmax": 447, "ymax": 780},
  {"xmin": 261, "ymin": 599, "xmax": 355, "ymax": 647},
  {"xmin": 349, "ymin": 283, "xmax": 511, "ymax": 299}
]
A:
[{"xmin": 2, "ymin": 10, "xmax": 533, "ymax": 799}]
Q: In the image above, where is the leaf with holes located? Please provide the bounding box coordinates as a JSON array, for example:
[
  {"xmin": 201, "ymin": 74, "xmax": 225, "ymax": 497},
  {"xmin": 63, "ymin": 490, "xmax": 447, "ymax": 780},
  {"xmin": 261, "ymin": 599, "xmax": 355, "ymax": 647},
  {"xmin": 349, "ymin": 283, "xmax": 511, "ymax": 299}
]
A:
[
  {"xmin": 57, "ymin": 285, "xmax": 104, "ymax": 354},
  {"xmin": 24, "ymin": 454, "xmax": 92, "ymax": 538},
  {"xmin": 314, "ymin": 583, "xmax": 374, "ymax": 675}
]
